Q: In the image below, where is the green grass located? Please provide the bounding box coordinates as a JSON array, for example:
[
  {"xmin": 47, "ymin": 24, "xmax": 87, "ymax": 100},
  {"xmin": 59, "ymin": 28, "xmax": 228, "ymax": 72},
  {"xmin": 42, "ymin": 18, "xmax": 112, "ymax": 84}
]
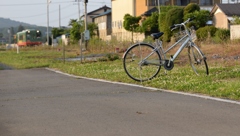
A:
[{"xmin": 0, "ymin": 46, "xmax": 240, "ymax": 101}]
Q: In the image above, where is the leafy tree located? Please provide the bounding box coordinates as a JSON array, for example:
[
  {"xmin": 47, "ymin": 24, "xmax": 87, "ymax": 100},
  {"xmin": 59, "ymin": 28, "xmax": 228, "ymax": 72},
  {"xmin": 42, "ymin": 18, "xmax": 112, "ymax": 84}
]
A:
[
  {"xmin": 0, "ymin": 33, "xmax": 3, "ymax": 38},
  {"xmin": 141, "ymin": 12, "xmax": 159, "ymax": 36},
  {"xmin": 68, "ymin": 19, "xmax": 78, "ymax": 27},
  {"xmin": 51, "ymin": 28, "xmax": 65, "ymax": 39},
  {"xmin": 17, "ymin": 25, "xmax": 25, "ymax": 32},
  {"xmin": 183, "ymin": 3, "xmax": 200, "ymax": 16},
  {"xmin": 70, "ymin": 21, "xmax": 81, "ymax": 43},
  {"xmin": 87, "ymin": 23, "xmax": 98, "ymax": 37},
  {"xmin": 123, "ymin": 14, "xmax": 142, "ymax": 42},
  {"xmin": 184, "ymin": 10, "xmax": 210, "ymax": 29},
  {"xmin": 164, "ymin": 7, "xmax": 184, "ymax": 42}
]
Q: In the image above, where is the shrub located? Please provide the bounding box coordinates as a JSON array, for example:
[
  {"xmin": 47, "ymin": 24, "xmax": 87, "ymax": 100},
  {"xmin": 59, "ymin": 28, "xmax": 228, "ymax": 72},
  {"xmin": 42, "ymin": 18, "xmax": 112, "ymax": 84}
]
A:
[
  {"xmin": 213, "ymin": 29, "xmax": 230, "ymax": 43},
  {"xmin": 232, "ymin": 16, "xmax": 240, "ymax": 25},
  {"xmin": 106, "ymin": 53, "xmax": 119, "ymax": 61},
  {"xmin": 196, "ymin": 26, "xmax": 217, "ymax": 41}
]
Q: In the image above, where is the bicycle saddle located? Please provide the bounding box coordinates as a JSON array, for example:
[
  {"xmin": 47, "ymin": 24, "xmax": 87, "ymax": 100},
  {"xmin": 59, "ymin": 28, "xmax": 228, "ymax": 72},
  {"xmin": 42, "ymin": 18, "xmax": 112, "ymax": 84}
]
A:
[{"xmin": 151, "ymin": 32, "xmax": 164, "ymax": 40}]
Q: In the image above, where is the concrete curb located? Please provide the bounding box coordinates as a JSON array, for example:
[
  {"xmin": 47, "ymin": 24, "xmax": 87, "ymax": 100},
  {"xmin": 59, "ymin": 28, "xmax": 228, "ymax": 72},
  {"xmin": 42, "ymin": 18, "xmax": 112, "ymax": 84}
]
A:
[{"xmin": 46, "ymin": 67, "xmax": 240, "ymax": 106}]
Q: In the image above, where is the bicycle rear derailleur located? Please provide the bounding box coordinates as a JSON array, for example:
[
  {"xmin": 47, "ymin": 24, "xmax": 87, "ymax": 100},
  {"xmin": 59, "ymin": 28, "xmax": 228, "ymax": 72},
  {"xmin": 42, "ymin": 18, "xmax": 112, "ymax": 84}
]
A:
[{"xmin": 164, "ymin": 60, "xmax": 174, "ymax": 70}]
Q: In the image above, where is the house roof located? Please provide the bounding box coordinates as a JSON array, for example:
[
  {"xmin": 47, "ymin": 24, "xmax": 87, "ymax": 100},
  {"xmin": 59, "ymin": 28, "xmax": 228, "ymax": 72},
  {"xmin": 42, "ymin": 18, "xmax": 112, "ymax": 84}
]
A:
[
  {"xmin": 81, "ymin": 5, "xmax": 111, "ymax": 19},
  {"xmin": 92, "ymin": 10, "xmax": 111, "ymax": 19},
  {"xmin": 87, "ymin": 5, "xmax": 111, "ymax": 15},
  {"xmin": 141, "ymin": 7, "xmax": 158, "ymax": 16},
  {"xmin": 211, "ymin": 4, "xmax": 240, "ymax": 16}
]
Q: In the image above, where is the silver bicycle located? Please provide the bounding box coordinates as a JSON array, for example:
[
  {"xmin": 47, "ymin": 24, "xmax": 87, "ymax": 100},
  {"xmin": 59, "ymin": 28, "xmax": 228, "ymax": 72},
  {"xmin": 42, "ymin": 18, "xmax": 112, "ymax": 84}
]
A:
[{"xmin": 123, "ymin": 18, "xmax": 209, "ymax": 82}]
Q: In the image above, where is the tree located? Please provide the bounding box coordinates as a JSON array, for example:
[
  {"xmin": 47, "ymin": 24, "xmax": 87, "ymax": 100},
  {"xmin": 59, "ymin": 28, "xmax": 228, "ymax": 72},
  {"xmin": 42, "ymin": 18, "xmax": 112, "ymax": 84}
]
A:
[
  {"xmin": 123, "ymin": 14, "xmax": 142, "ymax": 42},
  {"xmin": 70, "ymin": 21, "xmax": 81, "ymax": 43},
  {"xmin": 184, "ymin": 10, "xmax": 210, "ymax": 29},
  {"xmin": 141, "ymin": 12, "xmax": 159, "ymax": 36},
  {"xmin": 51, "ymin": 28, "xmax": 65, "ymax": 39},
  {"xmin": 17, "ymin": 25, "xmax": 25, "ymax": 32},
  {"xmin": 87, "ymin": 23, "xmax": 98, "ymax": 37},
  {"xmin": 0, "ymin": 33, "xmax": 3, "ymax": 38},
  {"xmin": 68, "ymin": 19, "xmax": 78, "ymax": 27},
  {"xmin": 183, "ymin": 3, "xmax": 200, "ymax": 16},
  {"xmin": 164, "ymin": 7, "xmax": 184, "ymax": 42}
]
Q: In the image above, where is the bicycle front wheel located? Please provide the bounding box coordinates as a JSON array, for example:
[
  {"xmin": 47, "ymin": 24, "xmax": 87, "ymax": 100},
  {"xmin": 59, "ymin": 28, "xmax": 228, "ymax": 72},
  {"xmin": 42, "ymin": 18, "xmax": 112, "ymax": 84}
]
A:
[
  {"xmin": 123, "ymin": 43, "xmax": 161, "ymax": 82},
  {"xmin": 188, "ymin": 44, "xmax": 209, "ymax": 75}
]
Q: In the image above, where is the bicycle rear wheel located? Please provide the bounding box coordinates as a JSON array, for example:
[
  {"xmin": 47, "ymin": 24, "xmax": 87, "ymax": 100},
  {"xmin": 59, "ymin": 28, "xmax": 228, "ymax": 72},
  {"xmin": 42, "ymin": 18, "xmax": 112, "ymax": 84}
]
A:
[
  {"xmin": 123, "ymin": 43, "xmax": 161, "ymax": 82},
  {"xmin": 188, "ymin": 44, "xmax": 209, "ymax": 75}
]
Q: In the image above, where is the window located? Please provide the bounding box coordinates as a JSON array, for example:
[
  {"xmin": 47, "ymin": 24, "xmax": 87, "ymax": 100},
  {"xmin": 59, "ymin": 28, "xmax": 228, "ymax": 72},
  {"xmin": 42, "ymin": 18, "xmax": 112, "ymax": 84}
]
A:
[{"xmin": 146, "ymin": 0, "xmax": 166, "ymax": 6}]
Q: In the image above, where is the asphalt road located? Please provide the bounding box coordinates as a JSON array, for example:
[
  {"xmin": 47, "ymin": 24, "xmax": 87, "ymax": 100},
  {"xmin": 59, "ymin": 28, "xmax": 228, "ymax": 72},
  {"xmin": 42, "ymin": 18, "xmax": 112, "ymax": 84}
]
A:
[{"xmin": 0, "ymin": 68, "xmax": 240, "ymax": 136}]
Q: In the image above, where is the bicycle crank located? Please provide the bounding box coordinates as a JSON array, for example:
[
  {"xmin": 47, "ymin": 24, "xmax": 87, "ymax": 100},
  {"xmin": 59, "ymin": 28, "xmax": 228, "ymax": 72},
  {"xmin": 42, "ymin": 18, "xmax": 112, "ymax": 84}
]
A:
[{"xmin": 164, "ymin": 60, "xmax": 174, "ymax": 70}]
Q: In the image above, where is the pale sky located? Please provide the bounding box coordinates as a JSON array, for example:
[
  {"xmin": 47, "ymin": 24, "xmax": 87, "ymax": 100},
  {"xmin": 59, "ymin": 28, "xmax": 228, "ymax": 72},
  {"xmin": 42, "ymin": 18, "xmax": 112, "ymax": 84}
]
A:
[{"xmin": 0, "ymin": 0, "xmax": 111, "ymax": 27}]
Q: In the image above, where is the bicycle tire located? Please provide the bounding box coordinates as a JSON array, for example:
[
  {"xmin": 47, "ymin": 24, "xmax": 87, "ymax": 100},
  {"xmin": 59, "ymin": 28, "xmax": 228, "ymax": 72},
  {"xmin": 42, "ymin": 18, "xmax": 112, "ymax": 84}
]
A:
[
  {"xmin": 123, "ymin": 43, "xmax": 161, "ymax": 82},
  {"xmin": 188, "ymin": 44, "xmax": 209, "ymax": 75}
]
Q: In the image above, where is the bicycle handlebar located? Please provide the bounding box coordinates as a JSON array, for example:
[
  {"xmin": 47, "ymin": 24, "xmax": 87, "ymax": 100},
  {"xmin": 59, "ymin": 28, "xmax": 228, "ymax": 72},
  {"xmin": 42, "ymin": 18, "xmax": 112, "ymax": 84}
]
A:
[{"xmin": 170, "ymin": 18, "xmax": 194, "ymax": 31}]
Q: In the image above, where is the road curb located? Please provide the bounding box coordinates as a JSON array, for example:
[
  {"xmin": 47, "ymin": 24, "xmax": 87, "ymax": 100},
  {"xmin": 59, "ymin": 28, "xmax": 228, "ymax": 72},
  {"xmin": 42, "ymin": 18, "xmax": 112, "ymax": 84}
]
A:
[{"xmin": 46, "ymin": 68, "xmax": 240, "ymax": 105}]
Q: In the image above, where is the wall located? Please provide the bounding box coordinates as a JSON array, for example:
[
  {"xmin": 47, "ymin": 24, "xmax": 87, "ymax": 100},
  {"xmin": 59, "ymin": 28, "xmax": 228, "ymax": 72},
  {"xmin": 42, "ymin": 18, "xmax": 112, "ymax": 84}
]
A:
[
  {"xmin": 213, "ymin": 8, "xmax": 229, "ymax": 29},
  {"xmin": 111, "ymin": 0, "xmax": 137, "ymax": 41},
  {"xmin": 230, "ymin": 25, "xmax": 240, "ymax": 40},
  {"xmin": 136, "ymin": 0, "xmax": 148, "ymax": 16}
]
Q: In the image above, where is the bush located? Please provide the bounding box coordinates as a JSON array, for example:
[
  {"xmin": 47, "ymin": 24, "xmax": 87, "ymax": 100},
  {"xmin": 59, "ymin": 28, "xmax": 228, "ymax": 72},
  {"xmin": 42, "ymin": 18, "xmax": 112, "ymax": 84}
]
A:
[
  {"xmin": 213, "ymin": 29, "xmax": 230, "ymax": 43},
  {"xmin": 196, "ymin": 26, "xmax": 217, "ymax": 41},
  {"xmin": 106, "ymin": 53, "xmax": 119, "ymax": 61}
]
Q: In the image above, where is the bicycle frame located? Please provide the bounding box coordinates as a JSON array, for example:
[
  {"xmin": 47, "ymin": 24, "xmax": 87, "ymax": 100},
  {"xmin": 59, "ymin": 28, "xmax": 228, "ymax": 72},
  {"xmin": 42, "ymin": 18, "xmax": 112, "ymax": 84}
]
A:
[
  {"xmin": 137, "ymin": 18, "xmax": 195, "ymax": 66},
  {"xmin": 154, "ymin": 27, "xmax": 194, "ymax": 65},
  {"xmin": 160, "ymin": 34, "xmax": 191, "ymax": 62}
]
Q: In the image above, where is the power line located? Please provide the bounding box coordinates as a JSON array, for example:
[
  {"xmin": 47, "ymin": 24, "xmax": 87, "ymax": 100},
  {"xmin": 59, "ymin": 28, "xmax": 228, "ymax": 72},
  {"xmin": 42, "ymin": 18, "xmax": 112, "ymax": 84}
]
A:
[
  {"xmin": 0, "ymin": 1, "xmax": 111, "ymax": 6},
  {"xmin": 2, "ymin": 4, "xmax": 73, "ymax": 19},
  {"xmin": 0, "ymin": 1, "xmax": 74, "ymax": 6}
]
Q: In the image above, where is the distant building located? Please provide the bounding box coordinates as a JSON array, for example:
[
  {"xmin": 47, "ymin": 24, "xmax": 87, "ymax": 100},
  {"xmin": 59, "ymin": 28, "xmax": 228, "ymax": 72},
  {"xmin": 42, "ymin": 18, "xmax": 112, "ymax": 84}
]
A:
[
  {"xmin": 211, "ymin": 3, "xmax": 240, "ymax": 29},
  {"xmin": 92, "ymin": 10, "xmax": 112, "ymax": 40},
  {"xmin": 82, "ymin": 5, "xmax": 111, "ymax": 23}
]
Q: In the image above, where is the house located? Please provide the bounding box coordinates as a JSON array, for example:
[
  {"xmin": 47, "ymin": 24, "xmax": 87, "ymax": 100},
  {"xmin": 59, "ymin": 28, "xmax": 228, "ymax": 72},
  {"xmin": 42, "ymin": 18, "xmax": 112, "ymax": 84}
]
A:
[
  {"xmin": 109, "ymin": 0, "xmax": 240, "ymax": 41},
  {"xmin": 211, "ymin": 4, "xmax": 240, "ymax": 29},
  {"xmin": 111, "ymin": 0, "xmax": 229, "ymax": 41},
  {"xmin": 82, "ymin": 5, "xmax": 111, "ymax": 23},
  {"xmin": 92, "ymin": 10, "xmax": 112, "ymax": 40},
  {"xmin": 136, "ymin": 0, "xmax": 225, "ymax": 14}
]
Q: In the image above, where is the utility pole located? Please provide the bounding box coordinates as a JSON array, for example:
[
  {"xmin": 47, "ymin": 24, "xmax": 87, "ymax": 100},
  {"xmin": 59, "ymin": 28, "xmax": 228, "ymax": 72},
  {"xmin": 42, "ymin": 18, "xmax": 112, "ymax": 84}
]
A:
[
  {"xmin": 84, "ymin": 0, "xmax": 89, "ymax": 50},
  {"xmin": 47, "ymin": 0, "xmax": 51, "ymax": 46},
  {"xmin": 77, "ymin": 0, "xmax": 80, "ymax": 21},
  {"xmin": 84, "ymin": 0, "xmax": 87, "ymax": 34},
  {"xmin": 59, "ymin": 5, "xmax": 61, "ymax": 28},
  {"xmin": 8, "ymin": 28, "xmax": 11, "ymax": 46},
  {"xmin": 157, "ymin": 0, "xmax": 160, "ymax": 32}
]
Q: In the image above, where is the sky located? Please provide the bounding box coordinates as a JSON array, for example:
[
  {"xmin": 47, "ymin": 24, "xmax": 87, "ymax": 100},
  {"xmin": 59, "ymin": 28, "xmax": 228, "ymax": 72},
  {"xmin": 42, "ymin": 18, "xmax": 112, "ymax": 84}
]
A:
[{"xmin": 0, "ymin": 0, "xmax": 111, "ymax": 27}]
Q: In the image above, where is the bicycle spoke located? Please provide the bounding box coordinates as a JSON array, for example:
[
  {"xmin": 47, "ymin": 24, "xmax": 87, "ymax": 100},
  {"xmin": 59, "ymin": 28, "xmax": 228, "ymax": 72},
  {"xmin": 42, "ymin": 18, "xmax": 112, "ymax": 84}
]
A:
[{"xmin": 123, "ymin": 43, "xmax": 161, "ymax": 81}]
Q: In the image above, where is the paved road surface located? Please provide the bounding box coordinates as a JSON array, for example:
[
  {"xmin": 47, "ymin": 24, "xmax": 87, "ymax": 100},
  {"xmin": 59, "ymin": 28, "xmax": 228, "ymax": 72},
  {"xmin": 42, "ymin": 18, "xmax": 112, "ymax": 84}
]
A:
[{"xmin": 0, "ymin": 68, "xmax": 240, "ymax": 136}]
